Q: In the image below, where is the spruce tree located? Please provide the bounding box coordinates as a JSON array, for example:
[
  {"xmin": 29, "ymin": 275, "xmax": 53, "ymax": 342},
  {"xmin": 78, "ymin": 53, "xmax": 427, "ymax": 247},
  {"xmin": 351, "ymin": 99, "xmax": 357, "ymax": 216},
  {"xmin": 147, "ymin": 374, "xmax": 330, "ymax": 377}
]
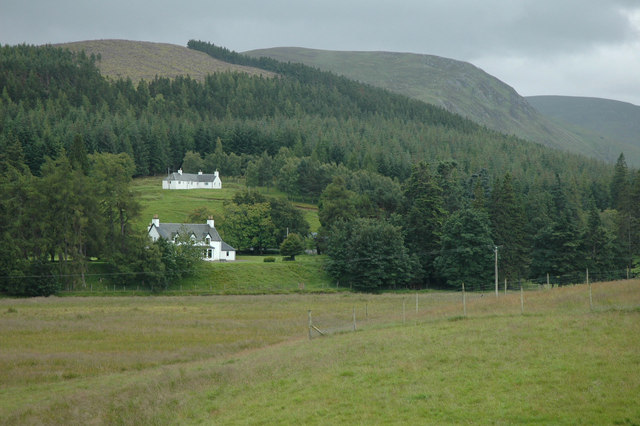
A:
[
  {"xmin": 434, "ymin": 207, "xmax": 494, "ymax": 290},
  {"xmin": 490, "ymin": 173, "xmax": 529, "ymax": 282},
  {"xmin": 610, "ymin": 153, "xmax": 629, "ymax": 211},
  {"xmin": 402, "ymin": 162, "xmax": 446, "ymax": 285},
  {"xmin": 530, "ymin": 175, "xmax": 582, "ymax": 283}
]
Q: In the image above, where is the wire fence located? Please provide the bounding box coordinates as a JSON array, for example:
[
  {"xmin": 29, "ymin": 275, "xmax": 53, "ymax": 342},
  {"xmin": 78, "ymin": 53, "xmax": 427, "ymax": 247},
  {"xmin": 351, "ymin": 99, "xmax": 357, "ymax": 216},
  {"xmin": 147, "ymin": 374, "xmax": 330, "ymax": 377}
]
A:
[
  {"xmin": 307, "ymin": 279, "xmax": 640, "ymax": 339},
  {"xmin": 2, "ymin": 261, "xmax": 638, "ymax": 298}
]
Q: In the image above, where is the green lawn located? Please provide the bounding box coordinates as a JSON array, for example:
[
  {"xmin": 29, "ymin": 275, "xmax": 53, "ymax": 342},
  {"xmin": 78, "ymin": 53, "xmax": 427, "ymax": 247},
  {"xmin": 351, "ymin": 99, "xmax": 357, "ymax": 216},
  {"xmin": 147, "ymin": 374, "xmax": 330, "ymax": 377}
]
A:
[
  {"xmin": 179, "ymin": 255, "xmax": 335, "ymax": 293},
  {"xmin": 77, "ymin": 255, "xmax": 334, "ymax": 295},
  {"xmin": 1, "ymin": 280, "xmax": 639, "ymax": 424},
  {"xmin": 131, "ymin": 176, "xmax": 320, "ymax": 232}
]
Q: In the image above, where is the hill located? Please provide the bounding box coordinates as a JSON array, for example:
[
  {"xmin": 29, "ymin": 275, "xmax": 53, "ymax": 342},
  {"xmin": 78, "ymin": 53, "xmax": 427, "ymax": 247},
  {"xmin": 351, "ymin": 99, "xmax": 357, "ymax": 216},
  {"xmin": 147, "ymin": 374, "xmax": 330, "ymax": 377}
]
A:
[
  {"xmin": 527, "ymin": 95, "xmax": 640, "ymax": 159},
  {"xmin": 244, "ymin": 47, "xmax": 640, "ymax": 165},
  {"xmin": 58, "ymin": 39, "xmax": 275, "ymax": 82}
]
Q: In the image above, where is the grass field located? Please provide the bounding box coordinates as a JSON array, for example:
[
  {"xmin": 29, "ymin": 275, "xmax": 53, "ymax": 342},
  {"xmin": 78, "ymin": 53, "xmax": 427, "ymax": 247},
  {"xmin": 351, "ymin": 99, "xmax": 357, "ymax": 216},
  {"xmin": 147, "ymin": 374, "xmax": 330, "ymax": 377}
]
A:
[
  {"xmin": 1, "ymin": 280, "xmax": 639, "ymax": 424},
  {"xmin": 78, "ymin": 255, "xmax": 333, "ymax": 295},
  {"xmin": 131, "ymin": 176, "xmax": 320, "ymax": 233}
]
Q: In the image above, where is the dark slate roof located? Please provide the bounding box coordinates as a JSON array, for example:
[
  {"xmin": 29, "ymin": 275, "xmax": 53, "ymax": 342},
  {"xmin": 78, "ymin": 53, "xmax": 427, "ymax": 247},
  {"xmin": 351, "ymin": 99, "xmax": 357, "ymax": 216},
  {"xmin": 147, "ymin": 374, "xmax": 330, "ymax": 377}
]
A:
[
  {"xmin": 221, "ymin": 241, "xmax": 235, "ymax": 251},
  {"xmin": 154, "ymin": 223, "xmax": 223, "ymax": 243},
  {"xmin": 163, "ymin": 172, "xmax": 217, "ymax": 182}
]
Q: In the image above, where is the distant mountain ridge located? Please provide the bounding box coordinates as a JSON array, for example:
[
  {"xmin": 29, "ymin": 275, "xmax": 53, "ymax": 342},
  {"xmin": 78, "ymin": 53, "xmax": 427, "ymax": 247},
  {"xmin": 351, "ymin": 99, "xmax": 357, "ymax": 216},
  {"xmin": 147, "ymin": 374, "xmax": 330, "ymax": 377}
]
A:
[
  {"xmin": 527, "ymin": 96, "xmax": 640, "ymax": 153},
  {"xmin": 53, "ymin": 41, "xmax": 639, "ymax": 165},
  {"xmin": 244, "ymin": 47, "xmax": 640, "ymax": 165}
]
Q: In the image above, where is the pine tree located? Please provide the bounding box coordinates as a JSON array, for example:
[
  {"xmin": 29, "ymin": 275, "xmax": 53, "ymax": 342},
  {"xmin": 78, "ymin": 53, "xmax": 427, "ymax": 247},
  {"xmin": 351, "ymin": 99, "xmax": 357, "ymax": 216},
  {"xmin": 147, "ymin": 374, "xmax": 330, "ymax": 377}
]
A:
[
  {"xmin": 69, "ymin": 134, "xmax": 89, "ymax": 174},
  {"xmin": 610, "ymin": 153, "xmax": 629, "ymax": 211},
  {"xmin": 490, "ymin": 173, "xmax": 529, "ymax": 282},
  {"xmin": 402, "ymin": 162, "xmax": 446, "ymax": 285},
  {"xmin": 434, "ymin": 207, "xmax": 494, "ymax": 290},
  {"xmin": 610, "ymin": 154, "xmax": 633, "ymax": 267},
  {"xmin": 279, "ymin": 233, "xmax": 305, "ymax": 260},
  {"xmin": 580, "ymin": 201, "xmax": 617, "ymax": 276},
  {"xmin": 530, "ymin": 175, "xmax": 582, "ymax": 283}
]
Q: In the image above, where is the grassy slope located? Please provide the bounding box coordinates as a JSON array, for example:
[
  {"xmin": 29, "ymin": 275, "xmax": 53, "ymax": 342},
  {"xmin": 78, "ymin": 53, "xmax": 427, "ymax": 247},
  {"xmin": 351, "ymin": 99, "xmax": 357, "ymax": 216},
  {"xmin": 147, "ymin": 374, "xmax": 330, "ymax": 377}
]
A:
[
  {"xmin": 131, "ymin": 176, "xmax": 320, "ymax": 233},
  {"xmin": 58, "ymin": 39, "xmax": 275, "ymax": 82},
  {"xmin": 1, "ymin": 281, "xmax": 638, "ymax": 424},
  {"xmin": 117, "ymin": 177, "xmax": 325, "ymax": 293},
  {"xmin": 528, "ymin": 96, "xmax": 640, "ymax": 162},
  {"xmin": 245, "ymin": 47, "xmax": 640, "ymax": 164}
]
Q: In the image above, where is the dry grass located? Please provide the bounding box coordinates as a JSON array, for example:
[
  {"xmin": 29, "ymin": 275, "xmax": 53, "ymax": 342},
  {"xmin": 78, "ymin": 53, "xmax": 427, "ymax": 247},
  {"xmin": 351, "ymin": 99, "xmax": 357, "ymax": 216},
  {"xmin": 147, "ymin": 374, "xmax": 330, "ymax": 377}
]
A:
[
  {"xmin": 1, "ymin": 280, "xmax": 638, "ymax": 424},
  {"xmin": 57, "ymin": 39, "xmax": 276, "ymax": 83}
]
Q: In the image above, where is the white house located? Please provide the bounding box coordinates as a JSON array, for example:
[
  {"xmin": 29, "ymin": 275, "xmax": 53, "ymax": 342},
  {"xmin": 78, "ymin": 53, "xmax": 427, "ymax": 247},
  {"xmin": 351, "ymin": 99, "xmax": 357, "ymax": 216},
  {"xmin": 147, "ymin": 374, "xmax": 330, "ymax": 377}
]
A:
[
  {"xmin": 162, "ymin": 169, "xmax": 222, "ymax": 190},
  {"xmin": 148, "ymin": 215, "xmax": 236, "ymax": 261}
]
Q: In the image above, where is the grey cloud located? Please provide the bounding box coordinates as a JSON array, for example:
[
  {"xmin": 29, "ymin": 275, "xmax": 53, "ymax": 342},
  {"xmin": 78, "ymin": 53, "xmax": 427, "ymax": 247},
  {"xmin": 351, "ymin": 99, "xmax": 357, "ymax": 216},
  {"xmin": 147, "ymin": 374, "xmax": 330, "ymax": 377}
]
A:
[{"xmin": 1, "ymin": 0, "xmax": 639, "ymax": 104}]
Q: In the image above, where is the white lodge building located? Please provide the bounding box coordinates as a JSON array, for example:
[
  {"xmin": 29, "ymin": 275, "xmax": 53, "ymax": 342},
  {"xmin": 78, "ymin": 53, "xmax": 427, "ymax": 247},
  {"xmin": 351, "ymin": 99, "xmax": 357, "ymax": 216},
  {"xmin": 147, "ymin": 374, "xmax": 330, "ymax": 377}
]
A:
[
  {"xmin": 162, "ymin": 169, "xmax": 222, "ymax": 190},
  {"xmin": 148, "ymin": 215, "xmax": 236, "ymax": 261}
]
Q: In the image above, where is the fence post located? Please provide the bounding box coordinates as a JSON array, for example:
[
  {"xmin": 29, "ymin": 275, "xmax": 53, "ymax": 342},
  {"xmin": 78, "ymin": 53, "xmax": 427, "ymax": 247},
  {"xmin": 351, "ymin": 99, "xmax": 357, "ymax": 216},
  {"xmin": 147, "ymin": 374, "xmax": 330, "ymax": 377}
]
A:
[
  {"xmin": 504, "ymin": 278, "xmax": 507, "ymax": 295},
  {"xmin": 308, "ymin": 310, "xmax": 312, "ymax": 340},
  {"xmin": 416, "ymin": 293, "xmax": 419, "ymax": 314},
  {"xmin": 520, "ymin": 284, "xmax": 524, "ymax": 314},
  {"xmin": 403, "ymin": 298, "xmax": 406, "ymax": 325},
  {"xmin": 587, "ymin": 268, "xmax": 593, "ymax": 311},
  {"xmin": 353, "ymin": 306, "xmax": 356, "ymax": 331},
  {"xmin": 462, "ymin": 282, "xmax": 467, "ymax": 317}
]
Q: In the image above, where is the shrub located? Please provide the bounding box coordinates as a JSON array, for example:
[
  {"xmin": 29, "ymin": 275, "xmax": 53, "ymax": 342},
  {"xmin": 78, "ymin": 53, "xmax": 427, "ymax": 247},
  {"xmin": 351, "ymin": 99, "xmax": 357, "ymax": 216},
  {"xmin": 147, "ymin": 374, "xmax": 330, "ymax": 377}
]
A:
[{"xmin": 263, "ymin": 257, "xmax": 276, "ymax": 263}]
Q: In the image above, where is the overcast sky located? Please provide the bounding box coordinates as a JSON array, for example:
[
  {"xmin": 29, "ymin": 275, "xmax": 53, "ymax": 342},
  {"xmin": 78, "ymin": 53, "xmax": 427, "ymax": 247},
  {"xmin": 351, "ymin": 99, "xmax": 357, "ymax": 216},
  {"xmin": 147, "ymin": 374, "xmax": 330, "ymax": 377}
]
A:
[{"xmin": 2, "ymin": 0, "xmax": 639, "ymax": 105}]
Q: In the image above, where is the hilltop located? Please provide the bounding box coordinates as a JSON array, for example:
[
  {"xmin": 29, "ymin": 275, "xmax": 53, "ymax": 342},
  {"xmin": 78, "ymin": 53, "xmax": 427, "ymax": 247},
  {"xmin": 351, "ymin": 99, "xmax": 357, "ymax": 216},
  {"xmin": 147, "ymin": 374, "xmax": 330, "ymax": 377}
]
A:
[
  {"xmin": 58, "ymin": 39, "xmax": 275, "ymax": 82},
  {"xmin": 51, "ymin": 41, "xmax": 639, "ymax": 164},
  {"xmin": 528, "ymin": 95, "xmax": 640, "ymax": 157},
  {"xmin": 244, "ymin": 47, "xmax": 640, "ymax": 165}
]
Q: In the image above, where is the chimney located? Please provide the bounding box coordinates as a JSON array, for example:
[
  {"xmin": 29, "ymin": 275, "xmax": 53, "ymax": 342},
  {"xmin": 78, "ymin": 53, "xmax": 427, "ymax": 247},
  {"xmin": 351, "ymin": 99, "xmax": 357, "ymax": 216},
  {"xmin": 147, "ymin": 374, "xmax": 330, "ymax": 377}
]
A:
[
  {"xmin": 152, "ymin": 214, "xmax": 159, "ymax": 227},
  {"xmin": 207, "ymin": 215, "xmax": 214, "ymax": 228},
  {"xmin": 178, "ymin": 168, "xmax": 183, "ymax": 175},
  {"xmin": 198, "ymin": 170, "xmax": 203, "ymax": 175}
]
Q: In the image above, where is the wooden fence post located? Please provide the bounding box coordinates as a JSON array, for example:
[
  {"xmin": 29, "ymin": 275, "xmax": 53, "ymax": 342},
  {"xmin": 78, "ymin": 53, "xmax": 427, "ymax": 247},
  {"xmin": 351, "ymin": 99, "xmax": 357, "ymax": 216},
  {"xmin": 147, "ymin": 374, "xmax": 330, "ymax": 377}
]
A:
[
  {"xmin": 403, "ymin": 298, "xmax": 406, "ymax": 325},
  {"xmin": 353, "ymin": 306, "xmax": 356, "ymax": 331},
  {"xmin": 462, "ymin": 282, "xmax": 467, "ymax": 317},
  {"xmin": 587, "ymin": 268, "xmax": 593, "ymax": 311}
]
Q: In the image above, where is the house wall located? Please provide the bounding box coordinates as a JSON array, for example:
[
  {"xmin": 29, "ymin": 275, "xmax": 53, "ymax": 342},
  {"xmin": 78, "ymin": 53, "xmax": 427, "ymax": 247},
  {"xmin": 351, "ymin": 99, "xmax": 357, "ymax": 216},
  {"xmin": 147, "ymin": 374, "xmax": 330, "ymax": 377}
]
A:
[
  {"xmin": 202, "ymin": 241, "xmax": 223, "ymax": 261},
  {"xmin": 163, "ymin": 180, "xmax": 219, "ymax": 190},
  {"xmin": 149, "ymin": 226, "xmax": 161, "ymax": 242},
  {"xmin": 148, "ymin": 223, "xmax": 235, "ymax": 261}
]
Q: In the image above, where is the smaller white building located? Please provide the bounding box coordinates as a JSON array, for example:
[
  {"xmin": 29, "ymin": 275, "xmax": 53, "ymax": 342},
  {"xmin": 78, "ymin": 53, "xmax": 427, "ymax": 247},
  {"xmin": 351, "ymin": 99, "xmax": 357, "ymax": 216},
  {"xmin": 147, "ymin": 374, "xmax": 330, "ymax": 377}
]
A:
[
  {"xmin": 148, "ymin": 215, "xmax": 235, "ymax": 261},
  {"xmin": 162, "ymin": 169, "xmax": 222, "ymax": 190}
]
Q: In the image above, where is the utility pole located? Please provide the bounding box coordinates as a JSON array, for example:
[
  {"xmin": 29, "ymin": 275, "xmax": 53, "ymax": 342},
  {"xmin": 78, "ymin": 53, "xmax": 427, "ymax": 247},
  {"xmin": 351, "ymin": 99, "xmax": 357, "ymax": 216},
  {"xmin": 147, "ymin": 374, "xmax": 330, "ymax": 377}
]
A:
[{"xmin": 494, "ymin": 246, "xmax": 499, "ymax": 298}]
